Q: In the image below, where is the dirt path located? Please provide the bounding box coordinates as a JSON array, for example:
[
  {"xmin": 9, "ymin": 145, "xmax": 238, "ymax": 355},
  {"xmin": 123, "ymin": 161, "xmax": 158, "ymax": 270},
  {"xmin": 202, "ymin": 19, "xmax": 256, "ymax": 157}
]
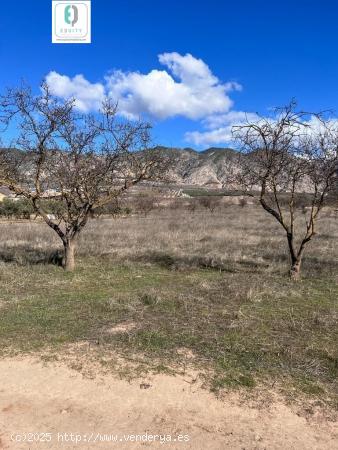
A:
[{"xmin": 0, "ymin": 358, "xmax": 337, "ymax": 449}]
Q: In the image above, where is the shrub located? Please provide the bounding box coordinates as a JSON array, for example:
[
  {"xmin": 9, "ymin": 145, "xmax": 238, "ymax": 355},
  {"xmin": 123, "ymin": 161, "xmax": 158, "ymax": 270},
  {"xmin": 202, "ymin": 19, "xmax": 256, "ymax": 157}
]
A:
[{"xmin": 0, "ymin": 198, "xmax": 34, "ymax": 219}]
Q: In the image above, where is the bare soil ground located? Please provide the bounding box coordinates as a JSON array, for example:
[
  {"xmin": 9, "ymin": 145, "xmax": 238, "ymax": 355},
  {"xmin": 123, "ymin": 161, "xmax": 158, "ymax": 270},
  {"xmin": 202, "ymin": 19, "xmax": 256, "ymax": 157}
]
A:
[{"xmin": 0, "ymin": 357, "xmax": 337, "ymax": 450}]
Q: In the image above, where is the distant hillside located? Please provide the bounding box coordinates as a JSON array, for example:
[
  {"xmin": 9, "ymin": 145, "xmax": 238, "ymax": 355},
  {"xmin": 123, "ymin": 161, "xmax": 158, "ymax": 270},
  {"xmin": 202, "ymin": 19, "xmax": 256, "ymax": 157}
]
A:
[
  {"xmin": 0, "ymin": 146, "xmax": 239, "ymax": 189},
  {"xmin": 2, "ymin": 146, "xmax": 328, "ymax": 192},
  {"xmin": 156, "ymin": 146, "xmax": 238, "ymax": 188}
]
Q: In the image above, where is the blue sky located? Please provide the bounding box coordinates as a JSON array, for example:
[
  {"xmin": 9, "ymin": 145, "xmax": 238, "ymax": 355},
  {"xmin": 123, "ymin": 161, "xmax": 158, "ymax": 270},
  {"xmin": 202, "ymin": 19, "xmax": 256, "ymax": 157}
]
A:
[{"xmin": 1, "ymin": 0, "xmax": 337, "ymax": 148}]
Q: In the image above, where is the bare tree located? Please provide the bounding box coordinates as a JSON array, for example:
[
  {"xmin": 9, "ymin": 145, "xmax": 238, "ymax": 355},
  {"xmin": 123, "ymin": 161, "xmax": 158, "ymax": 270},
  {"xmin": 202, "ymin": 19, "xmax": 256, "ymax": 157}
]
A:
[
  {"xmin": 199, "ymin": 195, "xmax": 220, "ymax": 213},
  {"xmin": 0, "ymin": 83, "xmax": 166, "ymax": 270},
  {"xmin": 137, "ymin": 194, "xmax": 156, "ymax": 217},
  {"xmin": 233, "ymin": 102, "xmax": 338, "ymax": 280}
]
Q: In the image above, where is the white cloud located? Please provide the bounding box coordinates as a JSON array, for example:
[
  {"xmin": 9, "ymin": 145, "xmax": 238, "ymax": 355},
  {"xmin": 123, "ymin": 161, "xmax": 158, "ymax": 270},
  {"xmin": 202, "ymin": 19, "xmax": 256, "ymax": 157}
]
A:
[
  {"xmin": 45, "ymin": 72, "xmax": 105, "ymax": 112},
  {"xmin": 185, "ymin": 111, "xmax": 260, "ymax": 146},
  {"xmin": 44, "ymin": 53, "xmax": 255, "ymax": 146},
  {"xmin": 185, "ymin": 111, "xmax": 338, "ymax": 147},
  {"xmin": 45, "ymin": 52, "xmax": 241, "ymax": 120},
  {"xmin": 203, "ymin": 111, "xmax": 259, "ymax": 129},
  {"xmin": 185, "ymin": 127, "xmax": 234, "ymax": 146}
]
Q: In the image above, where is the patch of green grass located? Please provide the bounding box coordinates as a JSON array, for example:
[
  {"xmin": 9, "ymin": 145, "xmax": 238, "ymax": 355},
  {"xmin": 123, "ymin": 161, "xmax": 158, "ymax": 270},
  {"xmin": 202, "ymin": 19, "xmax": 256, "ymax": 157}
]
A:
[
  {"xmin": 211, "ymin": 373, "xmax": 256, "ymax": 392},
  {"xmin": 0, "ymin": 259, "xmax": 337, "ymax": 406},
  {"xmin": 182, "ymin": 188, "xmax": 244, "ymax": 197},
  {"xmin": 297, "ymin": 379, "xmax": 325, "ymax": 396},
  {"xmin": 139, "ymin": 292, "xmax": 159, "ymax": 306}
]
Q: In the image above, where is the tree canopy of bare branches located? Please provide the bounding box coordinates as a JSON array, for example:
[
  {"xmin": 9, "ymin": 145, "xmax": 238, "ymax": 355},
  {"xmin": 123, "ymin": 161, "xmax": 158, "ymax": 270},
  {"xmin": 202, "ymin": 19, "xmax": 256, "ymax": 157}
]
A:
[
  {"xmin": 233, "ymin": 101, "xmax": 338, "ymax": 280},
  {"xmin": 0, "ymin": 82, "xmax": 167, "ymax": 270}
]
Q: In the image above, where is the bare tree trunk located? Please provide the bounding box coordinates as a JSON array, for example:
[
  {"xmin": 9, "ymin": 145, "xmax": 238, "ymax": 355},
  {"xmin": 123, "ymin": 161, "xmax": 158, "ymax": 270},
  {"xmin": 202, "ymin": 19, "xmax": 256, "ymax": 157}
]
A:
[
  {"xmin": 290, "ymin": 257, "xmax": 302, "ymax": 281},
  {"xmin": 286, "ymin": 232, "xmax": 303, "ymax": 281},
  {"xmin": 63, "ymin": 238, "xmax": 76, "ymax": 271}
]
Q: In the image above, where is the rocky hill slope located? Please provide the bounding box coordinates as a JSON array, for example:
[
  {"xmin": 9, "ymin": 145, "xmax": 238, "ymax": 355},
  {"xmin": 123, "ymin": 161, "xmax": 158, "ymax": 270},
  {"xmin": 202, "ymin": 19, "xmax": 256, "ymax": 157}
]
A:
[{"xmin": 158, "ymin": 146, "xmax": 238, "ymax": 188}]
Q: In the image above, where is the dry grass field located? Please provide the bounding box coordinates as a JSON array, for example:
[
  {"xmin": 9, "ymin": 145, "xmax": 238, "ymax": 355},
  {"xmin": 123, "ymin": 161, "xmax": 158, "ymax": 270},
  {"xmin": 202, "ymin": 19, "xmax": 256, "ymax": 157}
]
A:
[{"xmin": 0, "ymin": 203, "xmax": 337, "ymax": 411}]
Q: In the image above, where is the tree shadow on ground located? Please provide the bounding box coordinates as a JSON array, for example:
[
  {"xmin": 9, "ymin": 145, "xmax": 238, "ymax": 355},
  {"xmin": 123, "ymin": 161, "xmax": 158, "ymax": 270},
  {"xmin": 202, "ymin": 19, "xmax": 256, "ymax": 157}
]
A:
[
  {"xmin": 131, "ymin": 250, "xmax": 338, "ymax": 278},
  {"xmin": 132, "ymin": 251, "xmax": 269, "ymax": 273},
  {"xmin": 0, "ymin": 245, "xmax": 63, "ymax": 266},
  {"xmin": 0, "ymin": 245, "xmax": 336, "ymax": 278}
]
